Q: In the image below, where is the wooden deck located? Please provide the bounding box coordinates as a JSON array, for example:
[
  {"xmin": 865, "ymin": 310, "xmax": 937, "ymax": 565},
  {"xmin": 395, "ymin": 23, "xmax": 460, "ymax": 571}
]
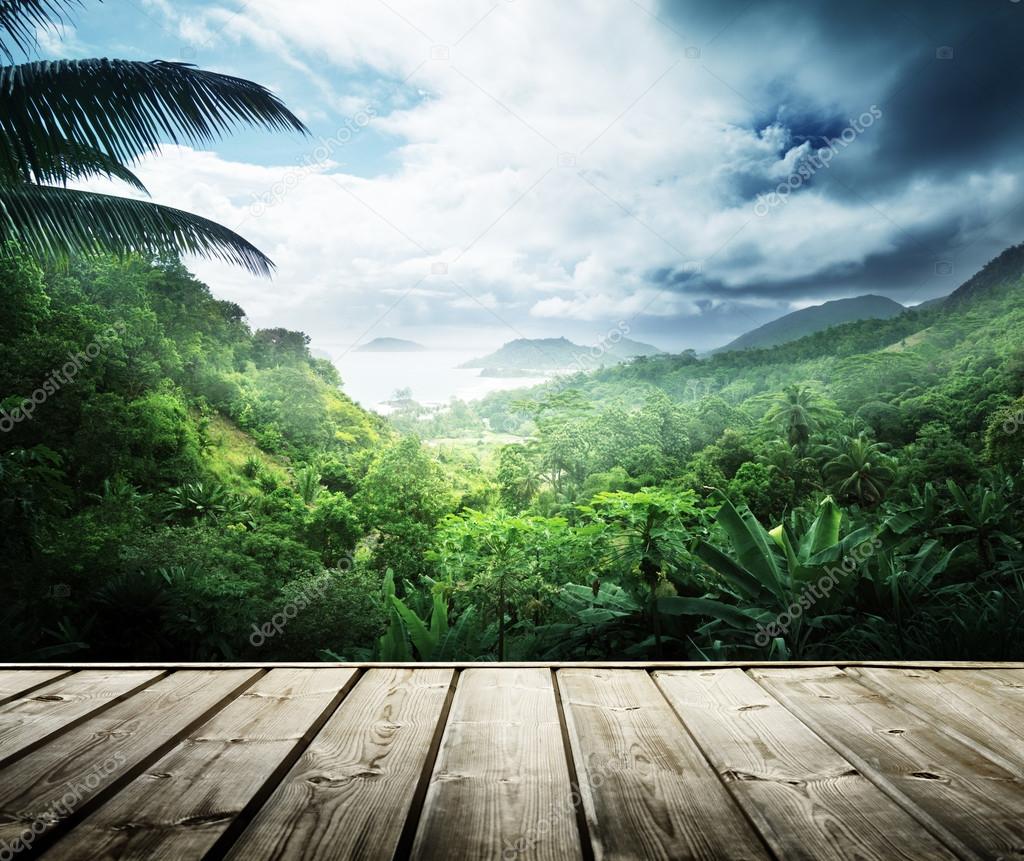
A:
[{"xmin": 1, "ymin": 662, "xmax": 1023, "ymax": 859}]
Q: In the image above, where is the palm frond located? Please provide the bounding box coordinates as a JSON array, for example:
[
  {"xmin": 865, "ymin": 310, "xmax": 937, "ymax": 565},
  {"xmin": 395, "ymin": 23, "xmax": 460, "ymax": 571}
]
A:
[
  {"xmin": 0, "ymin": 184, "xmax": 272, "ymax": 275},
  {"xmin": 0, "ymin": 59, "xmax": 308, "ymax": 183},
  {"xmin": 0, "ymin": 0, "xmax": 82, "ymax": 61},
  {"xmin": 30, "ymin": 140, "xmax": 149, "ymax": 191}
]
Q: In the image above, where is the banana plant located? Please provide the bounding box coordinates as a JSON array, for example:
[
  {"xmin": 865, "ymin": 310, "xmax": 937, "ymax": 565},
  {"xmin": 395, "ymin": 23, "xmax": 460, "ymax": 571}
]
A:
[
  {"xmin": 378, "ymin": 570, "xmax": 483, "ymax": 661},
  {"xmin": 672, "ymin": 493, "xmax": 878, "ymax": 657},
  {"xmin": 938, "ymin": 477, "xmax": 1021, "ymax": 568}
]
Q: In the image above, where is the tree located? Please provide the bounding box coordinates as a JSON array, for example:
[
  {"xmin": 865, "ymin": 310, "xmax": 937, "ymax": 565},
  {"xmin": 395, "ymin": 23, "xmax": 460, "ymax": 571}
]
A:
[
  {"xmin": 496, "ymin": 444, "xmax": 539, "ymax": 511},
  {"xmin": 0, "ymin": 1, "xmax": 307, "ymax": 274},
  {"xmin": 433, "ymin": 511, "xmax": 580, "ymax": 660},
  {"xmin": 355, "ymin": 437, "xmax": 454, "ymax": 581},
  {"xmin": 581, "ymin": 489, "xmax": 698, "ymax": 656},
  {"xmin": 822, "ymin": 433, "xmax": 896, "ymax": 508},
  {"xmin": 764, "ymin": 384, "xmax": 839, "ymax": 451}
]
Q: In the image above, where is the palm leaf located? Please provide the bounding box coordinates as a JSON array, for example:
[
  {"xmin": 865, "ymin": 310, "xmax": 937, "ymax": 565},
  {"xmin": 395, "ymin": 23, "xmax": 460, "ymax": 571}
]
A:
[
  {"xmin": 0, "ymin": 184, "xmax": 273, "ymax": 275},
  {"xmin": 32, "ymin": 140, "xmax": 148, "ymax": 191},
  {"xmin": 0, "ymin": 0, "xmax": 82, "ymax": 61},
  {"xmin": 0, "ymin": 59, "xmax": 308, "ymax": 184}
]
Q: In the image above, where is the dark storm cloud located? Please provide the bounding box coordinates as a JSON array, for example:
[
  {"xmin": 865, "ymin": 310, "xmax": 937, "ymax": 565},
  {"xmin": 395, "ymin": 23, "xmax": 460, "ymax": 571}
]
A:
[{"xmin": 650, "ymin": 0, "xmax": 1024, "ymax": 321}]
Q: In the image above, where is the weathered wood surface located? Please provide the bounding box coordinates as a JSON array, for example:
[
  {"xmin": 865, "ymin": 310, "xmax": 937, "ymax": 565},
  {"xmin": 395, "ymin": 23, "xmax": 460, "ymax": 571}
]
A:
[
  {"xmin": 226, "ymin": 667, "xmax": 451, "ymax": 861},
  {"xmin": 0, "ymin": 664, "xmax": 1020, "ymax": 860},
  {"xmin": 753, "ymin": 666, "xmax": 1024, "ymax": 860},
  {"xmin": 559, "ymin": 668, "xmax": 768, "ymax": 860},
  {"xmin": 0, "ymin": 669, "xmax": 259, "ymax": 854},
  {"xmin": 655, "ymin": 668, "xmax": 957, "ymax": 860},
  {"xmin": 0, "ymin": 670, "xmax": 162, "ymax": 768},
  {"xmin": 46, "ymin": 668, "xmax": 356, "ymax": 860},
  {"xmin": 412, "ymin": 667, "xmax": 583, "ymax": 861},
  {"xmin": 0, "ymin": 670, "xmax": 71, "ymax": 706}
]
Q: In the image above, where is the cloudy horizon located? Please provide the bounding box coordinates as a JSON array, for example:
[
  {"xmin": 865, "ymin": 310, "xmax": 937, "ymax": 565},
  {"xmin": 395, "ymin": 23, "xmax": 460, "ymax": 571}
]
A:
[{"xmin": 61, "ymin": 0, "xmax": 1024, "ymax": 355}]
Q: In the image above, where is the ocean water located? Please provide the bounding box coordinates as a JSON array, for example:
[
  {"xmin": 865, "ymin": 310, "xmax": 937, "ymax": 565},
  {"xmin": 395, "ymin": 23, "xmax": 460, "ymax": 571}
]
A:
[{"xmin": 330, "ymin": 349, "xmax": 547, "ymax": 413}]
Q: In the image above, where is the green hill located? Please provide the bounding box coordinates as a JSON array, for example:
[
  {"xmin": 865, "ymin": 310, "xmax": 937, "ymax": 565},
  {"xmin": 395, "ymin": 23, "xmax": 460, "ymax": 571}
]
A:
[
  {"xmin": 460, "ymin": 336, "xmax": 663, "ymax": 372},
  {"xmin": 354, "ymin": 337, "xmax": 427, "ymax": 352},
  {"xmin": 713, "ymin": 295, "xmax": 905, "ymax": 353}
]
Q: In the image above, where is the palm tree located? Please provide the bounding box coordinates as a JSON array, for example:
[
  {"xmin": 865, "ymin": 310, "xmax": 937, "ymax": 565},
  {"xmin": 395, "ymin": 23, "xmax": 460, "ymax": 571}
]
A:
[
  {"xmin": 764, "ymin": 384, "xmax": 839, "ymax": 451},
  {"xmin": 822, "ymin": 433, "xmax": 896, "ymax": 507},
  {"xmin": 0, "ymin": 0, "xmax": 307, "ymax": 275}
]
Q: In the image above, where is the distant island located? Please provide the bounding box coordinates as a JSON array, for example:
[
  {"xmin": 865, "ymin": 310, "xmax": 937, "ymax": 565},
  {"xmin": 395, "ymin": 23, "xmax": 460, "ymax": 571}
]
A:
[
  {"xmin": 461, "ymin": 336, "xmax": 663, "ymax": 373},
  {"xmin": 713, "ymin": 294, "xmax": 905, "ymax": 353},
  {"xmin": 354, "ymin": 337, "xmax": 428, "ymax": 352}
]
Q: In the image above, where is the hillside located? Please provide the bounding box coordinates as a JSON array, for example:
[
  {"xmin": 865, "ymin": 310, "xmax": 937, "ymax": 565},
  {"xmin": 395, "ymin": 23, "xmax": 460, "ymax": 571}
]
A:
[
  {"xmin": 714, "ymin": 295, "xmax": 905, "ymax": 353},
  {"xmin": 460, "ymin": 336, "xmax": 663, "ymax": 372},
  {"xmin": 355, "ymin": 337, "xmax": 428, "ymax": 352},
  {"xmin": 944, "ymin": 242, "xmax": 1024, "ymax": 306}
]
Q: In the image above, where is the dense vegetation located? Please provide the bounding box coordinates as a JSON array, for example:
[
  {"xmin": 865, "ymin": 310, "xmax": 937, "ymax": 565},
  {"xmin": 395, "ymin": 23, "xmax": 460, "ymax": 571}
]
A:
[{"xmin": 3, "ymin": 244, "xmax": 1024, "ymax": 661}]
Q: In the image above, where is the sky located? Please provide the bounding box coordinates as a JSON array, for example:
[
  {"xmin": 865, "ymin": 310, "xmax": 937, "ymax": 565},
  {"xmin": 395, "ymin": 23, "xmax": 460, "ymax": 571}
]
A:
[{"xmin": 50, "ymin": 0, "xmax": 1024, "ymax": 354}]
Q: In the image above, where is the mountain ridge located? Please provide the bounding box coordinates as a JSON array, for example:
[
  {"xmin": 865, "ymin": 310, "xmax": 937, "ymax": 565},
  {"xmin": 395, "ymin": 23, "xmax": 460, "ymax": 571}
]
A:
[
  {"xmin": 461, "ymin": 336, "xmax": 664, "ymax": 371},
  {"xmin": 713, "ymin": 294, "xmax": 905, "ymax": 353}
]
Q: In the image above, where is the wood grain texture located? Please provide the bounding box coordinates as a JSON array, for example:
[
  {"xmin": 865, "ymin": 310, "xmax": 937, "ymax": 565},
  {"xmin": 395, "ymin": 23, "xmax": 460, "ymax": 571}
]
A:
[
  {"xmin": 0, "ymin": 671, "xmax": 71, "ymax": 706},
  {"xmin": 43, "ymin": 668, "xmax": 357, "ymax": 861},
  {"xmin": 227, "ymin": 667, "xmax": 453, "ymax": 861},
  {"xmin": 559, "ymin": 668, "xmax": 768, "ymax": 861},
  {"xmin": 752, "ymin": 666, "xmax": 1024, "ymax": 860},
  {"xmin": 5, "ymin": 660, "xmax": 1024, "ymax": 669},
  {"xmin": 850, "ymin": 667, "xmax": 1024, "ymax": 776},
  {"xmin": 655, "ymin": 668, "xmax": 957, "ymax": 861},
  {"xmin": 0, "ymin": 671, "xmax": 163, "ymax": 768},
  {"xmin": 411, "ymin": 667, "xmax": 583, "ymax": 861},
  {"xmin": 0, "ymin": 669, "xmax": 259, "ymax": 855}
]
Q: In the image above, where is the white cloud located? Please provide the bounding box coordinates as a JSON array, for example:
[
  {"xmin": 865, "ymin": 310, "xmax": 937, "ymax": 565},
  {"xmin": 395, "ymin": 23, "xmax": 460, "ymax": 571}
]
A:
[{"xmin": 87, "ymin": 1, "xmax": 1024, "ymax": 351}]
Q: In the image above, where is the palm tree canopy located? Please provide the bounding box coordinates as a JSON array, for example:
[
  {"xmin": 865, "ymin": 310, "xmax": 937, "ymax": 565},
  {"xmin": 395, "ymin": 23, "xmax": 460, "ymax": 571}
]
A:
[
  {"xmin": 0, "ymin": 2, "xmax": 308, "ymax": 275},
  {"xmin": 823, "ymin": 433, "xmax": 897, "ymax": 507},
  {"xmin": 0, "ymin": 59, "xmax": 307, "ymax": 185},
  {"xmin": 764, "ymin": 384, "xmax": 839, "ymax": 448},
  {"xmin": 0, "ymin": 1, "xmax": 83, "ymax": 61}
]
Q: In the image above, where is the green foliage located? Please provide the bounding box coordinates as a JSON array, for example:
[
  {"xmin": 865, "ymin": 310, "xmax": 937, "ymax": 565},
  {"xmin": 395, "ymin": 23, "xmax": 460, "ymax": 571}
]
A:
[
  {"xmin": 6, "ymin": 237, "xmax": 1024, "ymax": 663},
  {"xmin": 0, "ymin": 2, "xmax": 307, "ymax": 274}
]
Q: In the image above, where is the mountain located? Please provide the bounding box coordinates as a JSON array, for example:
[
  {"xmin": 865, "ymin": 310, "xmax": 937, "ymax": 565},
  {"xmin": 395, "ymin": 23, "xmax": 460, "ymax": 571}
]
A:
[
  {"xmin": 943, "ymin": 242, "xmax": 1024, "ymax": 307},
  {"xmin": 460, "ymin": 336, "xmax": 663, "ymax": 372},
  {"xmin": 354, "ymin": 337, "xmax": 428, "ymax": 352},
  {"xmin": 713, "ymin": 295, "xmax": 905, "ymax": 353}
]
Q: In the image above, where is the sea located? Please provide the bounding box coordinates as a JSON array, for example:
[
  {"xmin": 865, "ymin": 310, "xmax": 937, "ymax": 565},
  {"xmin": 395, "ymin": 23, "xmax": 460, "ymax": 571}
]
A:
[{"xmin": 329, "ymin": 349, "xmax": 548, "ymax": 413}]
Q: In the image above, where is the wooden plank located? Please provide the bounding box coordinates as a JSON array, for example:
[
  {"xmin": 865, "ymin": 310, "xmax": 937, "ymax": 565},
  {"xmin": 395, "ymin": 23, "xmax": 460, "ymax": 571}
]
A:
[
  {"xmin": 4, "ymin": 661, "xmax": 1024, "ymax": 669},
  {"xmin": 0, "ymin": 669, "xmax": 259, "ymax": 856},
  {"xmin": 411, "ymin": 667, "xmax": 582, "ymax": 861},
  {"xmin": 850, "ymin": 667, "xmax": 1024, "ymax": 776},
  {"xmin": 0, "ymin": 671, "xmax": 72, "ymax": 706},
  {"xmin": 44, "ymin": 668, "xmax": 357, "ymax": 861},
  {"xmin": 974, "ymin": 663, "xmax": 1024, "ymax": 683},
  {"xmin": 752, "ymin": 666, "xmax": 1024, "ymax": 860},
  {"xmin": 655, "ymin": 668, "xmax": 957, "ymax": 860},
  {"xmin": 559, "ymin": 668, "xmax": 769, "ymax": 860},
  {"xmin": 227, "ymin": 667, "xmax": 452, "ymax": 861},
  {"xmin": 0, "ymin": 671, "xmax": 163, "ymax": 768}
]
